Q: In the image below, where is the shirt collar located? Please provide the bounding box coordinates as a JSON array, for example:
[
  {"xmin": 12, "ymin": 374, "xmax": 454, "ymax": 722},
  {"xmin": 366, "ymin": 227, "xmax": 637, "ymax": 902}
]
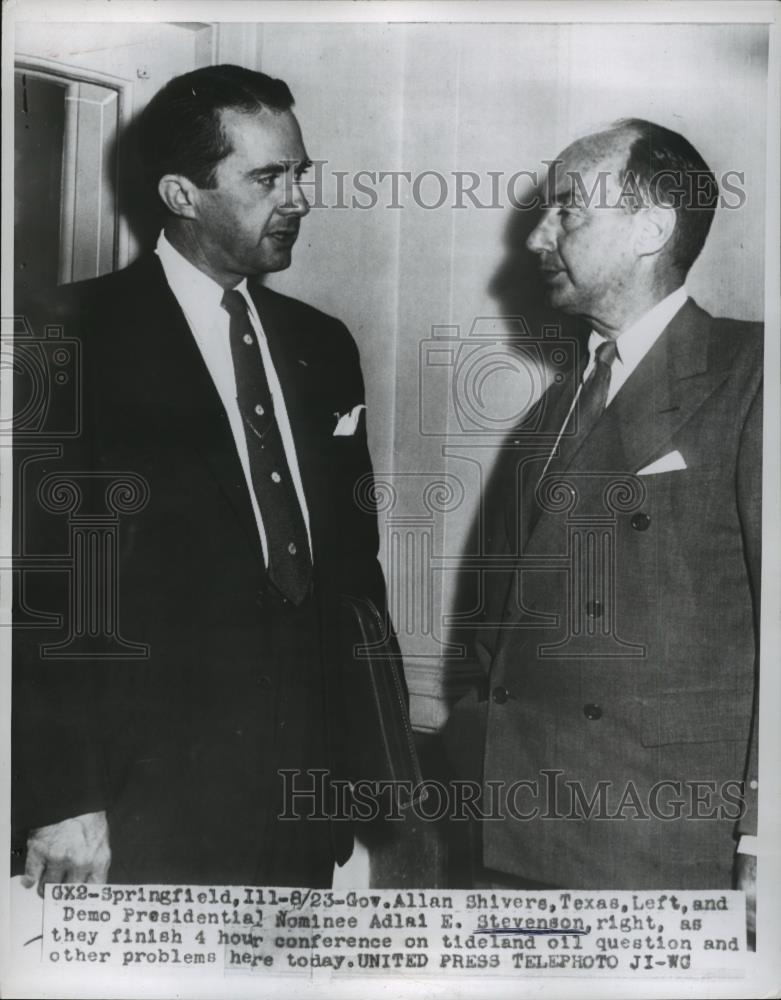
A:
[
  {"xmin": 587, "ymin": 285, "xmax": 688, "ymax": 367},
  {"xmin": 155, "ymin": 230, "xmax": 252, "ymax": 316}
]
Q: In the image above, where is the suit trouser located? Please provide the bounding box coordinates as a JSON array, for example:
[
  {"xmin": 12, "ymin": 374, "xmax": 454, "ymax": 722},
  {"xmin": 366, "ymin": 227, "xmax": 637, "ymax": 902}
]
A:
[{"xmin": 252, "ymin": 586, "xmax": 335, "ymax": 888}]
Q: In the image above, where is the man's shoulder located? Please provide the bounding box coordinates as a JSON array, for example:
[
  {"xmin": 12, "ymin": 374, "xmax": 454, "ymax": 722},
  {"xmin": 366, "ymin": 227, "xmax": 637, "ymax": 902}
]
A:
[
  {"xmin": 252, "ymin": 283, "xmax": 358, "ymax": 358},
  {"xmin": 709, "ymin": 313, "xmax": 763, "ymax": 346},
  {"xmin": 61, "ymin": 256, "xmax": 162, "ymax": 300},
  {"xmin": 687, "ymin": 300, "xmax": 763, "ymax": 370},
  {"xmin": 711, "ymin": 315, "xmax": 762, "ymax": 378},
  {"xmin": 702, "ymin": 303, "xmax": 763, "ymax": 335},
  {"xmin": 253, "ymin": 283, "xmax": 348, "ymax": 328},
  {"xmin": 48, "ymin": 257, "xmax": 166, "ymax": 328}
]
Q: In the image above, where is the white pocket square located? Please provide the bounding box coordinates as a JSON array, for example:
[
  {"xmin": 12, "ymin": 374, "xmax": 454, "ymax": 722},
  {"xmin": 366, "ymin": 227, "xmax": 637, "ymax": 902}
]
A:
[
  {"xmin": 333, "ymin": 404, "xmax": 366, "ymax": 437},
  {"xmin": 637, "ymin": 450, "xmax": 687, "ymax": 476}
]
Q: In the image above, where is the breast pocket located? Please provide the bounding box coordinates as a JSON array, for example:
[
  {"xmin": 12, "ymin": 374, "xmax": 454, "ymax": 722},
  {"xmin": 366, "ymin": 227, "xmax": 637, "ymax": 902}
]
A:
[{"xmin": 639, "ymin": 689, "xmax": 753, "ymax": 747}]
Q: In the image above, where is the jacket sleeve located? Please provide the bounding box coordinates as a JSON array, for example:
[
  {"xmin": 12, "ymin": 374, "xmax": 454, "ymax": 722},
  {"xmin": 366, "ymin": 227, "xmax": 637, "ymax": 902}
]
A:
[
  {"xmin": 735, "ymin": 376, "xmax": 762, "ymax": 839},
  {"xmin": 12, "ymin": 287, "xmax": 113, "ymax": 834}
]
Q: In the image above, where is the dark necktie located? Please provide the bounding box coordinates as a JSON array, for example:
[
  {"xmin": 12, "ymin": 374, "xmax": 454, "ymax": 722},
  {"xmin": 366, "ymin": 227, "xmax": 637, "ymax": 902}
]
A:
[
  {"xmin": 528, "ymin": 338, "xmax": 618, "ymax": 537},
  {"xmin": 546, "ymin": 337, "xmax": 618, "ymax": 473},
  {"xmin": 570, "ymin": 338, "xmax": 619, "ymax": 445},
  {"xmin": 222, "ymin": 288, "xmax": 312, "ymax": 605}
]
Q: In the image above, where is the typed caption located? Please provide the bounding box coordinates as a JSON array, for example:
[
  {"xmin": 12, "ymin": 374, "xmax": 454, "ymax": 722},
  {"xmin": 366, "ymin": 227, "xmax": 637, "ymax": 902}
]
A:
[{"xmin": 40, "ymin": 885, "xmax": 747, "ymax": 977}]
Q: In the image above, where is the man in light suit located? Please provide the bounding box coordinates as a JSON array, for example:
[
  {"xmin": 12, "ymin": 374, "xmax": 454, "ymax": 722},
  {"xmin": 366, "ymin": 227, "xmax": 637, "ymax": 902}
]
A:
[
  {"xmin": 445, "ymin": 120, "xmax": 761, "ymax": 909},
  {"xmin": 13, "ymin": 65, "xmax": 399, "ymax": 888}
]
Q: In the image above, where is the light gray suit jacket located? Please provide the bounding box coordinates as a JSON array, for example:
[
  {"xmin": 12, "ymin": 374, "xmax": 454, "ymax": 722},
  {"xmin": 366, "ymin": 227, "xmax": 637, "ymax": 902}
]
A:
[{"xmin": 445, "ymin": 299, "xmax": 762, "ymax": 889}]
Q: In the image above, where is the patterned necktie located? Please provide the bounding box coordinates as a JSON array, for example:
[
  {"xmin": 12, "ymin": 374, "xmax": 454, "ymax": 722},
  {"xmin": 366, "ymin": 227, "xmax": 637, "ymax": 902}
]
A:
[{"xmin": 222, "ymin": 288, "xmax": 312, "ymax": 605}]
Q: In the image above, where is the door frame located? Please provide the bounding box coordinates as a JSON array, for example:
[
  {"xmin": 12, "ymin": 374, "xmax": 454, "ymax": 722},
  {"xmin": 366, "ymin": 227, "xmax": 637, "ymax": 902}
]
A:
[{"xmin": 14, "ymin": 55, "xmax": 134, "ymax": 276}]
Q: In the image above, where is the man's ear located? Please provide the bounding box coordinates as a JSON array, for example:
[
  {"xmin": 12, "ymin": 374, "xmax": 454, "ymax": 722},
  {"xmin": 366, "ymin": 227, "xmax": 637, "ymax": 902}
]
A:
[
  {"xmin": 634, "ymin": 203, "xmax": 677, "ymax": 259},
  {"xmin": 158, "ymin": 174, "xmax": 200, "ymax": 220}
]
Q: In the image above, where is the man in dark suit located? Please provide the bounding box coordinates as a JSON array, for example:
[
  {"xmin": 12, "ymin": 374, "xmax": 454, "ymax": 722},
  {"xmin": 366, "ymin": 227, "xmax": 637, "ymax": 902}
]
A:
[
  {"xmin": 13, "ymin": 65, "xmax": 396, "ymax": 888},
  {"xmin": 445, "ymin": 120, "xmax": 761, "ymax": 907}
]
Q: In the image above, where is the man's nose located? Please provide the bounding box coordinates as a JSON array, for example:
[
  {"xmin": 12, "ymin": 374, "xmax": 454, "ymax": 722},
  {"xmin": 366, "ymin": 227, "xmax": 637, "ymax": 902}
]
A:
[
  {"xmin": 279, "ymin": 178, "xmax": 310, "ymax": 217},
  {"xmin": 526, "ymin": 211, "xmax": 555, "ymax": 254}
]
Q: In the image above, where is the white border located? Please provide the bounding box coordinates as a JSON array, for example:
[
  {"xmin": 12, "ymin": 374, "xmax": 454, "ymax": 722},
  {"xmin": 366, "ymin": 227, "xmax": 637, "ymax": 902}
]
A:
[{"xmin": 2, "ymin": 3, "xmax": 779, "ymax": 999}]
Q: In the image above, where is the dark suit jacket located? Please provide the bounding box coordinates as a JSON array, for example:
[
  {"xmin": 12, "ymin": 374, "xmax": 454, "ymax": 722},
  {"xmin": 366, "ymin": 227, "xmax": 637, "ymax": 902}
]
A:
[
  {"xmin": 445, "ymin": 299, "xmax": 762, "ymax": 889},
  {"xmin": 13, "ymin": 254, "xmax": 392, "ymax": 883}
]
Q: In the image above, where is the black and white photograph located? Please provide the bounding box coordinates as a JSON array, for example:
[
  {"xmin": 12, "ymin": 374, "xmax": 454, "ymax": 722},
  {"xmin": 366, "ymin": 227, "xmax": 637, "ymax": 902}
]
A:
[{"xmin": 2, "ymin": 1, "xmax": 779, "ymax": 997}]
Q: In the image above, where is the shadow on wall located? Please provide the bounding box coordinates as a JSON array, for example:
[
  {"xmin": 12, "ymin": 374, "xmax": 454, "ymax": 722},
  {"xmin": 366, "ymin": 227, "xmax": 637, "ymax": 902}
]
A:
[
  {"xmin": 113, "ymin": 111, "xmax": 165, "ymax": 258},
  {"xmin": 442, "ymin": 195, "xmax": 588, "ymax": 704}
]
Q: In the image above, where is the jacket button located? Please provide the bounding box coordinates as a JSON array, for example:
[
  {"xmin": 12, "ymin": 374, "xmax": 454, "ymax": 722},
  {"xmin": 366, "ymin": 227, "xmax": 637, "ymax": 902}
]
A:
[
  {"xmin": 631, "ymin": 512, "xmax": 651, "ymax": 531},
  {"xmin": 492, "ymin": 685, "xmax": 510, "ymax": 704},
  {"xmin": 583, "ymin": 703, "xmax": 602, "ymax": 720},
  {"xmin": 258, "ymin": 675, "xmax": 272, "ymax": 690},
  {"xmin": 586, "ymin": 600, "xmax": 603, "ymax": 618}
]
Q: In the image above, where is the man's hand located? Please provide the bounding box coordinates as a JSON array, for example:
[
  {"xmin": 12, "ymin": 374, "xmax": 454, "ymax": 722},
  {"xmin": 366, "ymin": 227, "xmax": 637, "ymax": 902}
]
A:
[
  {"xmin": 735, "ymin": 851, "xmax": 757, "ymax": 950},
  {"xmin": 22, "ymin": 811, "xmax": 111, "ymax": 897}
]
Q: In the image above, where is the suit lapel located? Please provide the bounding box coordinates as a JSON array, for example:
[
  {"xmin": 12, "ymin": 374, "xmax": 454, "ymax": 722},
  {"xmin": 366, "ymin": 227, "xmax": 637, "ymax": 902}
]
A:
[
  {"xmin": 134, "ymin": 256, "xmax": 263, "ymax": 557},
  {"xmin": 523, "ymin": 298, "xmax": 728, "ymax": 557},
  {"xmin": 568, "ymin": 298, "xmax": 727, "ymax": 477},
  {"xmin": 142, "ymin": 264, "xmax": 333, "ymax": 566},
  {"xmin": 248, "ymin": 285, "xmax": 315, "ymax": 452},
  {"xmin": 248, "ymin": 284, "xmax": 329, "ymax": 548}
]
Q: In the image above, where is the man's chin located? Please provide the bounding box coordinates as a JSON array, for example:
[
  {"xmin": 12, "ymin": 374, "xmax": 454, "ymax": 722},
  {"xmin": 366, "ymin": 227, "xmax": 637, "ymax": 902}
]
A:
[
  {"xmin": 255, "ymin": 250, "xmax": 294, "ymax": 275},
  {"xmin": 540, "ymin": 273, "xmax": 576, "ymax": 312},
  {"xmin": 545, "ymin": 289, "xmax": 576, "ymax": 313}
]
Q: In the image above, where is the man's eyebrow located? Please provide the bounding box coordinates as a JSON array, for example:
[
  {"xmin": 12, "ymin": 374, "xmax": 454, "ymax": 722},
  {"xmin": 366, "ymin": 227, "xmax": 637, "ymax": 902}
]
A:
[{"xmin": 245, "ymin": 158, "xmax": 313, "ymax": 179}]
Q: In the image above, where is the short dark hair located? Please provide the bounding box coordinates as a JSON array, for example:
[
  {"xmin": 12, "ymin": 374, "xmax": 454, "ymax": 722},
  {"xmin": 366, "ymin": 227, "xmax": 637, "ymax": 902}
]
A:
[
  {"xmin": 611, "ymin": 118, "xmax": 718, "ymax": 277},
  {"xmin": 136, "ymin": 64, "xmax": 295, "ymax": 191}
]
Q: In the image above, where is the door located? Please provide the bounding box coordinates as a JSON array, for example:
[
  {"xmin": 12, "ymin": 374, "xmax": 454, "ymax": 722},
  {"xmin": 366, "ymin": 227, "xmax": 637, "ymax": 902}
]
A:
[{"xmin": 14, "ymin": 20, "xmax": 230, "ymax": 289}]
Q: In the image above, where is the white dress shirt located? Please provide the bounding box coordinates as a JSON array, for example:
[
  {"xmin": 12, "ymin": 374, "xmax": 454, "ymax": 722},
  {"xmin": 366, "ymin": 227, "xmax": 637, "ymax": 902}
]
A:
[
  {"xmin": 155, "ymin": 231, "xmax": 311, "ymax": 565},
  {"xmin": 541, "ymin": 286, "xmax": 688, "ymax": 478},
  {"xmin": 581, "ymin": 285, "xmax": 688, "ymax": 407}
]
